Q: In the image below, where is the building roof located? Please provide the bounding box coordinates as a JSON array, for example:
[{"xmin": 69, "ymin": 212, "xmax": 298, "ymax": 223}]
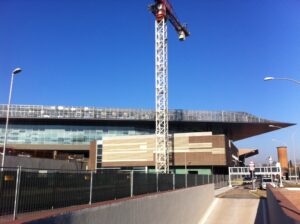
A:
[
  {"xmin": 238, "ymin": 149, "xmax": 259, "ymax": 158},
  {"xmin": 0, "ymin": 104, "xmax": 294, "ymax": 141}
]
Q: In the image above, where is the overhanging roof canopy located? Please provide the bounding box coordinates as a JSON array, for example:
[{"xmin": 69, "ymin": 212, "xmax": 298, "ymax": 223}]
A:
[
  {"xmin": 0, "ymin": 104, "xmax": 294, "ymax": 141},
  {"xmin": 239, "ymin": 149, "xmax": 259, "ymax": 159}
]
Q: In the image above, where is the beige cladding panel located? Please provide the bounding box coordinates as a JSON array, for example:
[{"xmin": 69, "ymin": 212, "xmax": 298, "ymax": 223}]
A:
[
  {"xmin": 104, "ymin": 152, "xmax": 153, "ymax": 162},
  {"xmin": 103, "ymin": 137, "xmax": 155, "ymax": 162},
  {"xmin": 212, "ymin": 148, "xmax": 225, "ymax": 154},
  {"xmin": 174, "ymin": 136, "xmax": 188, "ymax": 147},
  {"xmin": 174, "ymin": 136, "xmax": 213, "ymax": 152},
  {"xmin": 188, "ymin": 143, "xmax": 213, "ymax": 149},
  {"xmin": 104, "ymin": 136, "xmax": 154, "ymax": 144},
  {"xmin": 105, "ymin": 144, "xmax": 149, "ymax": 151},
  {"xmin": 102, "ymin": 133, "xmax": 227, "ymax": 166}
]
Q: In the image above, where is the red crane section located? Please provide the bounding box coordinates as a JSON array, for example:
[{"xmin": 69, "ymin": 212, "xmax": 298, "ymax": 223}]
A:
[{"xmin": 149, "ymin": 0, "xmax": 190, "ymax": 41}]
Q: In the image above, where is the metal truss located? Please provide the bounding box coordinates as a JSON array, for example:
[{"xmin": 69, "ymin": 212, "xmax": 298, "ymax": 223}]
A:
[
  {"xmin": 155, "ymin": 18, "xmax": 169, "ymax": 173},
  {"xmin": 0, "ymin": 105, "xmax": 273, "ymax": 124}
]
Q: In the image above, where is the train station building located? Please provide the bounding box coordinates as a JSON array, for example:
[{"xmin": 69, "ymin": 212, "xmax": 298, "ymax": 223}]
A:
[{"xmin": 0, "ymin": 104, "xmax": 293, "ymax": 174}]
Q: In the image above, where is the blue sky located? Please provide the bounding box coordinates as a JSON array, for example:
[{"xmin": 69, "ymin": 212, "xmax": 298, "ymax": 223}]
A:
[{"xmin": 0, "ymin": 0, "xmax": 300, "ymax": 164}]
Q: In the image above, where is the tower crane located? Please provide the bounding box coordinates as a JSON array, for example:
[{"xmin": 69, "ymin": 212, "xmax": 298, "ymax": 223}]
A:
[{"xmin": 149, "ymin": 0, "xmax": 190, "ymax": 173}]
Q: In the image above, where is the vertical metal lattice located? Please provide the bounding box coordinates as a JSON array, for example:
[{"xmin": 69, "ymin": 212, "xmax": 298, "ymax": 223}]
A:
[{"xmin": 155, "ymin": 18, "xmax": 169, "ymax": 173}]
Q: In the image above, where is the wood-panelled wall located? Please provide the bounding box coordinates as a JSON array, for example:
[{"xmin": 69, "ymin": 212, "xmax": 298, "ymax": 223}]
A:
[{"xmin": 101, "ymin": 132, "xmax": 231, "ymax": 167}]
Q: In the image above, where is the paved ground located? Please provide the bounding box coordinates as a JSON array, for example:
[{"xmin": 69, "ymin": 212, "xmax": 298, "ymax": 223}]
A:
[
  {"xmin": 275, "ymin": 187, "xmax": 300, "ymax": 211},
  {"xmin": 200, "ymin": 186, "xmax": 268, "ymax": 224}
]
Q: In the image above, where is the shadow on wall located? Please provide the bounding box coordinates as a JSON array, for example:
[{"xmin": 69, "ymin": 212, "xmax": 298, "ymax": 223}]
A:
[
  {"xmin": 0, "ymin": 155, "xmax": 86, "ymax": 170},
  {"xmin": 254, "ymin": 199, "xmax": 268, "ymax": 224}
]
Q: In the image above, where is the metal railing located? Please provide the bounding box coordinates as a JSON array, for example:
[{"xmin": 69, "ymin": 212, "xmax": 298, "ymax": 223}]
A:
[
  {"xmin": 0, "ymin": 104, "xmax": 272, "ymax": 123},
  {"xmin": 0, "ymin": 167, "xmax": 226, "ymax": 222}
]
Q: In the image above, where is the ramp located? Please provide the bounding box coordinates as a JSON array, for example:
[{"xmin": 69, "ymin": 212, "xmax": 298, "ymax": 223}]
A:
[{"xmin": 200, "ymin": 187, "xmax": 268, "ymax": 224}]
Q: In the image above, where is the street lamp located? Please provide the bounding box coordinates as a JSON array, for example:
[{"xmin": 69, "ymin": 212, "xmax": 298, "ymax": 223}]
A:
[
  {"xmin": 265, "ymin": 75, "xmax": 299, "ymax": 181},
  {"xmin": 264, "ymin": 76, "xmax": 300, "ymax": 85},
  {"xmin": 1, "ymin": 68, "xmax": 22, "ymax": 168}
]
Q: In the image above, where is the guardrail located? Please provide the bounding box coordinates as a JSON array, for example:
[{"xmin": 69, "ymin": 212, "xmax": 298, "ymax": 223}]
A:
[
  {"xmin": 0, "ymin": 167, "xmax": 228, "ymax": 222},
  {"xmin": 228, "ymin": 166, "xmax": 283, "ymax": 187}
]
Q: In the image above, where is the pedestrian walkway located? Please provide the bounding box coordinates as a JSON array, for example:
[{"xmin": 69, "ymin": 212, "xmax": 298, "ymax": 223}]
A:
[{"xmin": 200, "ymin": 186, "xmax": 268, "ymax": 224}]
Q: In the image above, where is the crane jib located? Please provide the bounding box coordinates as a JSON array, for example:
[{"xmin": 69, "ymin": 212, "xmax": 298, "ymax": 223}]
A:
[{"xmin": 150, "ymin": 0, "xmax": 190, "ymax": 39}]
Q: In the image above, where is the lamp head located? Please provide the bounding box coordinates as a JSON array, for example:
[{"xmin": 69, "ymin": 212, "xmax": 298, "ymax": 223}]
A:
[
  {"xmin": 264, "ymin": 76, "xmax": 274, "ymax": 81},
  {"xmin": 12, "ymin": 68, "xmax": 22, "ymax": 75}
]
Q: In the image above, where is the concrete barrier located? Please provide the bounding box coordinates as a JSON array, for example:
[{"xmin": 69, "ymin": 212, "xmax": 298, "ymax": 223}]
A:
[
  {"xmin": 26, "ymin": 184, "xmax": 214, "ymax": 224},
  {"xmin": 267, "ymin": 186, "xmax": 300, "ymax": 224}
]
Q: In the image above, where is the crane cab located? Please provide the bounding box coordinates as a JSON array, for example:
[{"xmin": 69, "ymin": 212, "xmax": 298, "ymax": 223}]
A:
[{"xmin": 156, "ymin": 3, "xmax": 166, "ymax": 21}]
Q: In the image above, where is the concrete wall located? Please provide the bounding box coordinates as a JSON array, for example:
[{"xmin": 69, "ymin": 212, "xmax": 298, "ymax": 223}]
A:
[
  {"xmin": 27, "ymin": 184, "xmax": 214, "ymax": 224},
  {"xmin": 1, "ymin": 155, "xmax": 85, "ymax": 170},
  {"xmin": 267, "ymin": 187, "xmax": 300, "ymax": 224}
]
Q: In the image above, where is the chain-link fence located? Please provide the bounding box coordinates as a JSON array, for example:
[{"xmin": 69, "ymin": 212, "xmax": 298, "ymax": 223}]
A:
[{"xmin": 0, "ymin": 167, "xmax": 228, "ymax": 222}]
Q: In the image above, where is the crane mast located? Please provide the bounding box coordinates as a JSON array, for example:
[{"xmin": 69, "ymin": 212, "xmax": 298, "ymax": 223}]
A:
[{"xmin": 150, "ymin": 0, "xmax": 190, "ymax": 173}]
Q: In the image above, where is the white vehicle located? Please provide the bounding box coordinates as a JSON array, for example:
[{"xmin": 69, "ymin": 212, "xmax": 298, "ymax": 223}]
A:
[{"xmin": 260, "ymin": 177, "xmax": 276, "ymax": 190}]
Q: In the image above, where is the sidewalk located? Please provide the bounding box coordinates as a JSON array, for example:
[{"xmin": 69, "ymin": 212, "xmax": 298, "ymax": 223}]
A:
[{"xmin": 214, "ymin": 185, "xmax": 234, "ymax": 197}]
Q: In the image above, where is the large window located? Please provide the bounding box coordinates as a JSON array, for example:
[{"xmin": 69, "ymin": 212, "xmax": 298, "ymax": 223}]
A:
[{"xmin": 0, "ymin": 125, "xmax": 153, "ymax": 145}]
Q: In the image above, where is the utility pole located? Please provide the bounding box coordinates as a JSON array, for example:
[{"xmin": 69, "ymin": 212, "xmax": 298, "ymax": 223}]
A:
[{"xmin": 149, "ymin": 0, "xmax": 190, "ymax": 173}]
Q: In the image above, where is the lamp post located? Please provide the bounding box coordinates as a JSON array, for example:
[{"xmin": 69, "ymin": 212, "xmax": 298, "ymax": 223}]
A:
[
  {"xmin": 268, "ymin": 156, "xmax": 273, "ymax": 182},
  {"xmin": 185, "ymin": 151, "xmax": 187, "ymax": 187},
  {"xmin": 265, "ymin": 75, "xmax": 300, "ymax": 181},
  {"xmin": 291, "ymin": 131, "xmax": 298, "ymax": 183},
  {"xmin": 1, "ymin": 68, "xmax": 22, "ymax": 168}
]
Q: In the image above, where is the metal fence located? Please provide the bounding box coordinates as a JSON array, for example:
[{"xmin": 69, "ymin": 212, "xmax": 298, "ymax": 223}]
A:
[
  {"xmin": 0, "ymin": 167, "xmax": 228, "ymax": 221},
  {"xmin": 213, "ymin": 174, "xmax": 229, "ymax": 189}
]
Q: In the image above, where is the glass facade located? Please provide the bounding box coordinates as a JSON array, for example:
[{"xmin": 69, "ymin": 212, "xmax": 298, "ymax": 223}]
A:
[
  {"xmin": 0, "ymin": 104, "xmax": 285, "ymax": 147},
  {"xmin": 0, "ymin": 125, "xmax": 153, "ymax": 145}
]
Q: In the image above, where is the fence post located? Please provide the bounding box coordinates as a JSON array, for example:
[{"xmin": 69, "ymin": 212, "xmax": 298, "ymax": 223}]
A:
[
  {"xmin": 172, "ymin": 173, "xmax": 175, "ymax": 190},
  {"xmin": 222, "ymin": 175, "xmax": 224, "ymax": 186},
  {"xmin": 156, "ymin": 173, "xmax": 159, "ymax": 192},
  {"xmin": 89, "ymin": 171, "xmax": 93, "ymax": 205},
  {"xmin": 207, "ymin": 174, "xmax": 209, "ymax": 184},
  {"xmin": 130, "ymin": 170, "xmax": 133, "ymax": 197},
  {"xmin": 185, "ymin": 173, "xmax": 187, "ymax": 188},
  {"xmin": 228, "ymin": 167, "xmax": 232, "ymax": 187},
  {"xmin": 13, "ymin": 166, "xmax": 21, "ymax": 220}
]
